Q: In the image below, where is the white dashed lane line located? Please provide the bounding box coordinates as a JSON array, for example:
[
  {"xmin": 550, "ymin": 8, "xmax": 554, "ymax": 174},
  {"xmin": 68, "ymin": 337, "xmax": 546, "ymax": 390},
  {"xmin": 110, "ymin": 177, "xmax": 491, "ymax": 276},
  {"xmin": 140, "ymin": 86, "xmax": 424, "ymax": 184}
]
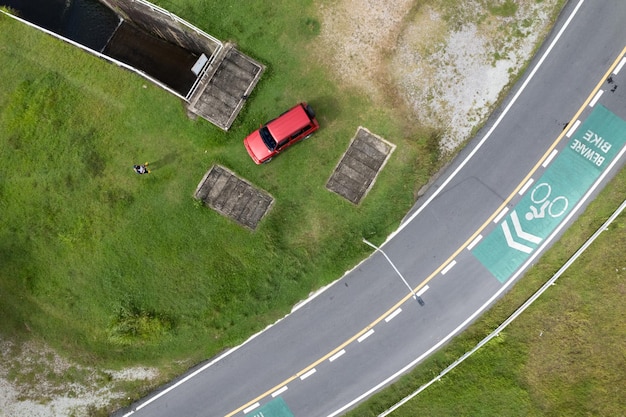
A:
[
  {"xmin": 613, "ymin": 57, "xmax": 626, "ymax": 75},
  {"xmin": 416, "ymin": 285, "xmax": 429, "ymax": 297},
  {"xmin": 329, "ymin": 350, "xmax": 346, "ymax": 362},
  {"xmin": 589, "ymin": 89, "xmax": 604, "ymax": 107},
  {"xmin": 300, "ymin": 368, "xmax": 316, "ymax": 380},
  {"xmin": 519, "ymin": 178, "xmax": 534, "ymax": 195},
  {"xmin": 243, "ymin": 402, "xmax": 260, "ymax": 414},
  {"xmin": 357, "ymin": 329, "xmax": 374, "ymax": 343},
  {"xmin": 542, "ymin": 149, "xmax": 559, "ymax": 167},
  {"xmin": 566, "ymin": 120, "xmax": 581, "ymax": 138},
  {"xmin": 467, "ymin": 234, "xmax": 483, "ymax": 250},
  {"xmin": 271, "ymin": 386, "xmax": 288, "ymax": 398},
  {"xmin": 493, "ymin": 206, "xmax": 509, "ymax": 224},
  {"xmin": 385, "ymin": 308, "xmax": 402, "ymax": 323},
  {"xmin": 441, "ymin": 261, "xmax": 456, "ymax": 275}
]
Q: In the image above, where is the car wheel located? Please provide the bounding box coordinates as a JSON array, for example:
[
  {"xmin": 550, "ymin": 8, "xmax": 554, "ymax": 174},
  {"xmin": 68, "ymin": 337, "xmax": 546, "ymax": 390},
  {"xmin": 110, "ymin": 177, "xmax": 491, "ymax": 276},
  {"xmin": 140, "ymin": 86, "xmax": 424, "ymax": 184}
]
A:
[{"xmin": 262, "ymin": 157, "xmax": 272, "ymax": 164}]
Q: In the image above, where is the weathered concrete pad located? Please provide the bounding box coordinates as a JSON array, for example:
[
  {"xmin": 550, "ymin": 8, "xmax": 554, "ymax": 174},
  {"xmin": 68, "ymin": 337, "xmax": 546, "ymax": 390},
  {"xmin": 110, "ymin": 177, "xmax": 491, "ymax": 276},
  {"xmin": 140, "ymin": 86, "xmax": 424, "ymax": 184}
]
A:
[
  {"xmin": 194, "ymin": 165, "xmax": 273, "ymax": 230},
  {"xmin": 326, "ymin": 127, "xmax": 395, "ymax": 204},
  {"xmin": 187, "ymin": 43, "xmax": 264, "ymax": 130}
]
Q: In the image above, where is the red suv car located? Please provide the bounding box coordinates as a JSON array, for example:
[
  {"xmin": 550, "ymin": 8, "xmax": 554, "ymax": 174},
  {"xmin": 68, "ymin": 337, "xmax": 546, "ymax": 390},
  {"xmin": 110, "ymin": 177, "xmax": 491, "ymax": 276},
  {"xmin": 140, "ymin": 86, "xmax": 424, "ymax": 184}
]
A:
[{"xmin": 244, "ymin": 102, "xmax": 319, "ymax": 164}]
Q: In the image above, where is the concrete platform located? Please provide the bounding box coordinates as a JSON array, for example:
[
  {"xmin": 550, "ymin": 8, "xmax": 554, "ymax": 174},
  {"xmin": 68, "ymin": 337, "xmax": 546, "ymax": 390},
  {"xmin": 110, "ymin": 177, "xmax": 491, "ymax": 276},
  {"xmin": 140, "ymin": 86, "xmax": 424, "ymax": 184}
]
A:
[
  {"xmin": 187, "ymin": 43, "xmax": 264, "ymax": 130},
  {"xmin": 326, "ymin": 127, "xmax": 395, "ymax": 204},
  {"xmin": 194, "ymin": 165, "xmax": 273, "ymax": 230}
]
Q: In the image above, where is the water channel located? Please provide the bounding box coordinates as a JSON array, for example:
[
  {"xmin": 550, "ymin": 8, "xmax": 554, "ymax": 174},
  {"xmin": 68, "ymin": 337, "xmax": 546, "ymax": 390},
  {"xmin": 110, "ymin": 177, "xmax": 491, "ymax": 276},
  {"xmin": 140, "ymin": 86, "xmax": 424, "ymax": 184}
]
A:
[{"xmin": 1, "ymin": 0, "xmax": 200, "ymax": 96}]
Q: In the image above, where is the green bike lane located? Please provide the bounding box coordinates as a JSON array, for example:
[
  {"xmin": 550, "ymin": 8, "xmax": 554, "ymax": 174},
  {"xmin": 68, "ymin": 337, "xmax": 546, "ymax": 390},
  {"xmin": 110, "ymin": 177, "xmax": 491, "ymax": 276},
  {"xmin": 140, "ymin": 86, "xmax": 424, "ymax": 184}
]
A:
[
  {"xmin": 244, "ymin": 397, "xmax": 294, "ymax": 417},
  {"xmin": 473, "ymin": 104, "xmax": 626, "ymax": 282}
]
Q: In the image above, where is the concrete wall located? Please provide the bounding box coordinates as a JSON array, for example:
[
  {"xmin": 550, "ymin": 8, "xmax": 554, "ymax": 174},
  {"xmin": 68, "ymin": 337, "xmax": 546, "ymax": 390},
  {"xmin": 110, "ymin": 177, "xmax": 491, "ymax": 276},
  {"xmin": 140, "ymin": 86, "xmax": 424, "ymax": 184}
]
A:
[{"xmin": 100, "ymin": 0, "xmax": 221, "ymax": 57}]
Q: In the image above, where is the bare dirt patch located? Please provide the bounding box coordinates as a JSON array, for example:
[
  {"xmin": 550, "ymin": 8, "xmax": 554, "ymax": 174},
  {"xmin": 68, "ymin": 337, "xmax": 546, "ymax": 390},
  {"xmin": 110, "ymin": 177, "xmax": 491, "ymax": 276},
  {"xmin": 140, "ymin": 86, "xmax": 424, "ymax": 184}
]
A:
[
  {"xmin": 318, "ymin": 0, "xmax": 562, "ymax": 153},
  {"xmin": 0, "ymin": 338, "xmax": 158, "ymax": 417},
  {"xmin": 317, "ymin": 0, "xmax": 415, "ymax": 99}
]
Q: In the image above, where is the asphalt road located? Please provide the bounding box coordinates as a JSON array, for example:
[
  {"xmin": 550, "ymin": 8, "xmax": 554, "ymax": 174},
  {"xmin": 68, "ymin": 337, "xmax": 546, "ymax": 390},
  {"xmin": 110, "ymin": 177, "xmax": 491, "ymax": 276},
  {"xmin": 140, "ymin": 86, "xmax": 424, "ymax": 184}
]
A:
[{"xmin": 117, "ymin": 1, "xmax": 626, "ymax": 416}]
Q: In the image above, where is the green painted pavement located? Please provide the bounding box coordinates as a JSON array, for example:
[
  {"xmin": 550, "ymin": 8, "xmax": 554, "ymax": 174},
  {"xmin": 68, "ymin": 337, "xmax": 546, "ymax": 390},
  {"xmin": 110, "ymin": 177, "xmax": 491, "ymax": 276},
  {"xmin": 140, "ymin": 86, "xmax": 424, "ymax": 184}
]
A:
[
  {"xmin": 473, "ymin": 105, "xmax": 626, "ymax": 282},
  {"xmin": 244, "ymin": 397, "xmax": 294, "ymax": 417}
]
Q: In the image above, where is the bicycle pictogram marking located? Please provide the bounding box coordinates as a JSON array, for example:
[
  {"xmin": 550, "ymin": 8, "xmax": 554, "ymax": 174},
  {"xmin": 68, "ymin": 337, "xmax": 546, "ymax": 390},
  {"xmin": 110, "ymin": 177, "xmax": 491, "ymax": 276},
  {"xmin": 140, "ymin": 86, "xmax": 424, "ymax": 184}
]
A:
[{"xmin": 525, "ymin": 182, "xmax": 569, "ymax": 221}]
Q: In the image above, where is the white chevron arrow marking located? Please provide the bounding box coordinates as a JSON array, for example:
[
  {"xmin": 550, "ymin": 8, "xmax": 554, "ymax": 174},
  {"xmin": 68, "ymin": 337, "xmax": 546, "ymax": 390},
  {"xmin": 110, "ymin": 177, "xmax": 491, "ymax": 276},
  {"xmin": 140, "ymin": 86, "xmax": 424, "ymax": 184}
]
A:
[
  {"xmin": 502, "ymin": 221, "xmax": 533, "ymax": 254},
  {"xmin": 511, "ymin": 211, "xmax": 542, "ymax": 244},
  {"xmin": 501, "ymin": 210, "xmax": 543, "ymax": 253}
]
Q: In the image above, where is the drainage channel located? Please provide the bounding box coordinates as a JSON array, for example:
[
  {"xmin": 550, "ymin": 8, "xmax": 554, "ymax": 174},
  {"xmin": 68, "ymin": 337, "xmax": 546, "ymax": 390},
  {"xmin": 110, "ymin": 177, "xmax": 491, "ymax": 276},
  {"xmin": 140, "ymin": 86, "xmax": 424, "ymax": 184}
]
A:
[{"xmin": 1, "ymin": 0, "xmax": 207, "ymax": 98}]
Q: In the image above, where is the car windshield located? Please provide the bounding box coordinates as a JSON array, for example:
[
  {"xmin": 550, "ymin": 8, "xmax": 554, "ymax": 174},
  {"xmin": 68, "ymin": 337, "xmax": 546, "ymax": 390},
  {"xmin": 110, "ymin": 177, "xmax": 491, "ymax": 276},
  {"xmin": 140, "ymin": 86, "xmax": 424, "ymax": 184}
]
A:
[{"xmin": 259, "ymin": 126, "xmax": 277, "ymax": 151}]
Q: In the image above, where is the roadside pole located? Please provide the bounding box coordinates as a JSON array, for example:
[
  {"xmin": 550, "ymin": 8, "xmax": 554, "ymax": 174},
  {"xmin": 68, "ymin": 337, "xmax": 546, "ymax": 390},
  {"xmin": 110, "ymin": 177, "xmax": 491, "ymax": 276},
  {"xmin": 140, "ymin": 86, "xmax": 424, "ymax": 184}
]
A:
[{"xmin": 362, "ymin": 239, "xmax": 424, "ymax": 306}]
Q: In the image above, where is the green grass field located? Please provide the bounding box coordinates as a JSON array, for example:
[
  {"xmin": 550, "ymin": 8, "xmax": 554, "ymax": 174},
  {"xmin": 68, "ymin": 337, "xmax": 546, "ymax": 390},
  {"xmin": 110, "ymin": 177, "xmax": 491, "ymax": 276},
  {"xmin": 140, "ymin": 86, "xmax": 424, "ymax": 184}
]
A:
[{"xmin": 0, "ymin": 2, "xmax": 431, "ymax": 373}]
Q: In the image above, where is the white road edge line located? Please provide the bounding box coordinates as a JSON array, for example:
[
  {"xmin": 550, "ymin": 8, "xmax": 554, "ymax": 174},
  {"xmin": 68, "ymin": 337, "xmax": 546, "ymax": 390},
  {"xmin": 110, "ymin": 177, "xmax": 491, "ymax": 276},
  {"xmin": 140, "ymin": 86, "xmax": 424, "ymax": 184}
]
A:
[
  {"xmin": 385, "ymin": 308, "xmax": 403, "ymax": 323},
  {"xmin": 358, "ymin": 329, "xmax": 375, "ymax": 343},
  {"xmin": 518, "ymin": 178, "xmax": 534, "ymax": 195},
  {"xmin": 300, "ymin": 368, "xmax": 316, "ymax": 380},
  {"xmin": 243, "ymin": 402, "xmax": 260, "ymax": 414},
  {"xmin": 271, "ymin": 386, "xmax": 288, "ymax": 398},
  {"xmin": 589, "ymin": 89, "xmax": 604, "ymax": 107},
  {"xmin": 613, "ymin": 57, "xmax": 626, "ymax": 75},
  {"xmin": 328, "ymin": 74, "xmax": 626, "ymax": 417},
  {"xmin": 329, "ymin": 350, "xmax": 346, "ymax": 362},
  {"xmin": 493, "ymin": 207, "xmax": 509, "ymax": 224},
  {"xmin": 416, "ymin": 285, "xmax": 430, "ymax": 297},
  {"xmin": 542, "ymin": 149, "xmax": 559, "ymax": 167},
  {"xmin": 466, "ymin": 234, "xmax": 483, "ymax": 251},
  {"xmin": 441, "ymin": 261, "xmax": 457, "ymax": 275},
  {"xmin": 566, "ymin": 120, "xmax": 581, "ymax": 138}
]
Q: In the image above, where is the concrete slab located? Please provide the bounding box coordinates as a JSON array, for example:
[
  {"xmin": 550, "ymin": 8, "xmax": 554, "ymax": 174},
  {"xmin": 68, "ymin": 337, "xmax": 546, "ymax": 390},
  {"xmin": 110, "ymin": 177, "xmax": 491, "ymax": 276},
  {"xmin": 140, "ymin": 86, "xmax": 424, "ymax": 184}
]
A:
[
  {"xmin": 187, "ymin": 43, "xmax": 264, "ymax": 130},
  {"xmin": 326, "ymin": 127, "xmax": 395, "ymax": 204},
  {"xmin": 194, "ymin": 165, "xmax": 273, "ymax": 230}
]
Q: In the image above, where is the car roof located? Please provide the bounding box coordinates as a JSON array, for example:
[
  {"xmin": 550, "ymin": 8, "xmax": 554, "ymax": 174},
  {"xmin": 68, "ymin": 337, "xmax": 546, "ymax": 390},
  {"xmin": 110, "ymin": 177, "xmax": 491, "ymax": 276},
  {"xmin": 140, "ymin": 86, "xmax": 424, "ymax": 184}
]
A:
[{"xmin": 266, "ymin": 104, "xmax": 311, "ymax": 142}]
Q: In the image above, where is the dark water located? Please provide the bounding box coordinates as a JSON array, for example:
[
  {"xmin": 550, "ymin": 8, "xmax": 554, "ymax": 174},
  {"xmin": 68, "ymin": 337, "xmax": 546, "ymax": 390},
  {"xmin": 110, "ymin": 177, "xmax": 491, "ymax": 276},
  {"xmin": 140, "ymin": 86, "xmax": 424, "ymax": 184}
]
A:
[
  {"xmin": 1, "ymin": 0, "xmax": 120, "ymax": 52},
  {"xmin": 2, "ymin": 0, "xmax": 202, "ymax": 96},
  {"xmin": 104, "ymin": 21, "xmax": 198, "ymax": 96}
]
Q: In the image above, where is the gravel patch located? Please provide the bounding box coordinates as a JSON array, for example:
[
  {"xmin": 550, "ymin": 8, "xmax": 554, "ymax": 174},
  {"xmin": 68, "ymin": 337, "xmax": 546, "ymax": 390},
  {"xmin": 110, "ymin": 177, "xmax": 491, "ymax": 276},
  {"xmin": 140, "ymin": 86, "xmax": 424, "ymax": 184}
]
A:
[
  {"xmin": 319, "ymin": 0, "xmax": 560, "ymax": 153},
  {"xmin": 0, "ymin": 338, "xmax": 158, "ymax": 417}
]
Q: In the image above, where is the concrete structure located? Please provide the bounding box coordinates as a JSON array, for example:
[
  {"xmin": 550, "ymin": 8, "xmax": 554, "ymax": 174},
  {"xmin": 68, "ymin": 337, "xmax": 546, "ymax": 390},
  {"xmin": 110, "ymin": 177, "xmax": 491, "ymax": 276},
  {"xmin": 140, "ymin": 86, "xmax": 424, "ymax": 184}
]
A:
[
  {"xmin": 194, "ymin": 165, "xmax": 274, "ymax": 230},
  {"xmin": 101, "ymin": 0, "xmax": 222, "ymax": 57},
  {"xmin": 100, "ymin": 0, "xmax": 264, "ymax": 130},
  {"xmin": 187, "ymin": 43, "xmax": 263, "ymax": 131},
  {"xmin": 1, "ymin": 0, "xmax": 263, "ymax": 130},
  {"xmin": 327, "ymin": 127, "xmax": 395, "ymax": 204}
]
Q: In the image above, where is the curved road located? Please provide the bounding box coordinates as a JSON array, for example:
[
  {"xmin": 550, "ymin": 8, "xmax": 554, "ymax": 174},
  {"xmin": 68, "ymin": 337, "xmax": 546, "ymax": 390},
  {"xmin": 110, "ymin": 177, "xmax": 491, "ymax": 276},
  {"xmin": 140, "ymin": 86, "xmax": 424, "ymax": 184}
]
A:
[{"xmin": 117, "ymin": 1, "xmax": 626, "ymax": 416}]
